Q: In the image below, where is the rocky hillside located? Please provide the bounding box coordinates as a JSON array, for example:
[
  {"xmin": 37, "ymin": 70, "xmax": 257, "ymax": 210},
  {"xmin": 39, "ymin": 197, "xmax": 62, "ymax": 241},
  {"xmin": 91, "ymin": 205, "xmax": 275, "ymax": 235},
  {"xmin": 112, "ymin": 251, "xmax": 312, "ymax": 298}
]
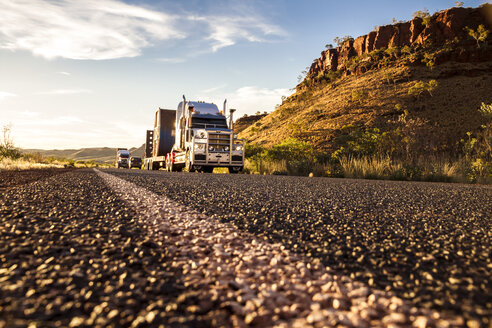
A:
[
  {"xmin": 239, "ymin": 4, "xmax": 492, "ymax": 155},
  {"xmin": 234, "ymin": 113, "xmax": 268, "ymax": 134},
  {"xmin": 308, "ymin": 5, "xmax": 492, "ymax": 77}
]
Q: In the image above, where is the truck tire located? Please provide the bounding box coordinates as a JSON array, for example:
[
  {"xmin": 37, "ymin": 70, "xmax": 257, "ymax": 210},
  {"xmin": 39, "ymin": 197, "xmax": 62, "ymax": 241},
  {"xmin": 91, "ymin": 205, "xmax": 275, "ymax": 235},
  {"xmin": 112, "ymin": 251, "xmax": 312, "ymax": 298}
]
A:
[
  {"xmin": 203, "ymin": 167, "xmax": 214, "ymax": 173},
  {"xmin": 152, "ymin": 162, "xmax": 159, "ymax": 170},
  {"xmin": 229, "ymin": 166, "xmax": 242, "ymax": 174}
]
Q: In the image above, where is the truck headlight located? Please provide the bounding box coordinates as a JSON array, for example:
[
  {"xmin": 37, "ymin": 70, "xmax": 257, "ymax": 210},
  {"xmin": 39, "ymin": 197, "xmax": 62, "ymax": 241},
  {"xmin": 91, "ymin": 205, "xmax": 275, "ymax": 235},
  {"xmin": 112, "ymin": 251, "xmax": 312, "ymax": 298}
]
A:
[
  {"xmin": 194, "ymin": 143, "xmax": 205, "ymax": 152},
  {"xmin": 208, "ymin": 146, "xmax": 214, "ymax": 152},
  {"xmin": 224, "ymin": 146, "xmax": 230, "ymax": 151},
  {"xmin": 197, "ymin": 130, "xmax": 206, "ymax": 139},
  {"xmin": 233, "ymin": 145, "xmax": 243, "ymax": 151}
]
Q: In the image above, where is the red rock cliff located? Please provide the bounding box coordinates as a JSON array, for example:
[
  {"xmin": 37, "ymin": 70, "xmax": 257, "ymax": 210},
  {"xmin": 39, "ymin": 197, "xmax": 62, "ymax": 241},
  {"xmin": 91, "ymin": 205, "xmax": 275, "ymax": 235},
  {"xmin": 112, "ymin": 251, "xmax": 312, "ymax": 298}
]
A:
[{"xmin": 307, "ymin": 4, "xmax": 492, "ymax": 78}]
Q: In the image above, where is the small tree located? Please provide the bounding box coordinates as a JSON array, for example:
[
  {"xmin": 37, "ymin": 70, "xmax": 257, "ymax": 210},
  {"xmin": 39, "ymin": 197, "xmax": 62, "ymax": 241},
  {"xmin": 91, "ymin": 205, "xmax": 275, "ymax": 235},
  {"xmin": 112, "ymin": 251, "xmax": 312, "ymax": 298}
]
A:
[
  {"xmin": 334, "ymin": 36, "xmax": 354, "ymax": 47},
  {"xmin": 297, "ymin": 66, "xmax": 310, "ymax": 83},
  {"xmin": 454, "ymin": 1, "xmax": 464, "ymax": 7},
  {"xmin": 464, "ymin": 25, "xmax": 489, "ymax": 48},
  {"xmin": 427, "ymin": 80, "xmax": 438, "ymax": 96},
  {"xmin": 325, "ymin": 44, "xmax": 334, "ymax": 50},
  {"xmin": 0, "ymin": 124, "xmax": 21, "ymax": 159},
  {"xmin": 412, "ymin": 9, "xmax": 431, "ymax": 27}
]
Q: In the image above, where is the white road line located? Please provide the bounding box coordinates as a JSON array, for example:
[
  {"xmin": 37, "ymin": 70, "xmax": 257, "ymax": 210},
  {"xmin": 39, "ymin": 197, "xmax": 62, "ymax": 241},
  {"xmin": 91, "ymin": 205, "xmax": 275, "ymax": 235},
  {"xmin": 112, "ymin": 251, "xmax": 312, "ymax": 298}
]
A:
[{"xmin": 95, "ymin": 169, "xmax": 462, "ymax": 327}]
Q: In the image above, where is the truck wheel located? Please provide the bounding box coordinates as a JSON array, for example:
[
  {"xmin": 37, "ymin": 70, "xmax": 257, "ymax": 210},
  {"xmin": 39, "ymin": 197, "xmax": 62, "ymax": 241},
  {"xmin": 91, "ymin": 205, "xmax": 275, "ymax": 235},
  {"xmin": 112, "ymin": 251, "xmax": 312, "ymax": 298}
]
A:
[
  {"xmin": 185, "ymin": 151, "xmax": 194, "ymax": 172},
  {"xmin": 229, "ymin": 166, "xmax": 242, "ymax": 174},
  {"xmin": 203, "ymin": 167, "xmax": 214, "ymax": 173}
]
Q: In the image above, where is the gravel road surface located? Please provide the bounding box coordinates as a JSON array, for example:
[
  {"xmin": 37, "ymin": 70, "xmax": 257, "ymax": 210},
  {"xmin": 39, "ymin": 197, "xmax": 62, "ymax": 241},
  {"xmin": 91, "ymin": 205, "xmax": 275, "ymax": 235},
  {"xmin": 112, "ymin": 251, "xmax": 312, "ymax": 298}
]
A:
[
  {"xmin": 0, "ymin": 168, "xmax": 74, "ymax": 191},
  {"xmin": 0, "ymin": 168, "xmax": 490, "ymax": 327},
  {"xmin": 108, "ymin": 169, "xmax": 491, "ymax": 326},
  {"xmin": 0, "ymin": 169, "xmax": 215, "ymax": 327}
]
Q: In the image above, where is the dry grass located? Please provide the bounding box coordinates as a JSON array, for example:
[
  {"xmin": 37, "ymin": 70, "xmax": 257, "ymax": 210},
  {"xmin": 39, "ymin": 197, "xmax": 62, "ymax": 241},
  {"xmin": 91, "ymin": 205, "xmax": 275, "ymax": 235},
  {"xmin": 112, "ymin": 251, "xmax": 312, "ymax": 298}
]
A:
[
  {"xmin": 339, "ymin": 156, "xmax": 402, "ymax": 179},
  {"xmin": 243, "ymin": 155, "xmax": 490, "ymax": 183},
  {"xmin": 0, "ymin": 157, "xmax": 64, "ymax": 170},
  {"xmin": 338, "ymin": 156, "xmax": 473, "ymax": 182}
]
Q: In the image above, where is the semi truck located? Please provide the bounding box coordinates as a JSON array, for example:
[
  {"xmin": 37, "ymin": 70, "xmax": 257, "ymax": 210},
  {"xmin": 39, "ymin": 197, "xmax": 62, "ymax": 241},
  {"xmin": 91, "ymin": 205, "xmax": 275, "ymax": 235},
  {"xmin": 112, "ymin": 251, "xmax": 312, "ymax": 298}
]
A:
[
  {"xmin": 115, "ymin": 148, "xmax": 130, "ymax": 168},
  {"xmin": 143, "ymin": 96, "xmax": 244, "ymax": 173}
]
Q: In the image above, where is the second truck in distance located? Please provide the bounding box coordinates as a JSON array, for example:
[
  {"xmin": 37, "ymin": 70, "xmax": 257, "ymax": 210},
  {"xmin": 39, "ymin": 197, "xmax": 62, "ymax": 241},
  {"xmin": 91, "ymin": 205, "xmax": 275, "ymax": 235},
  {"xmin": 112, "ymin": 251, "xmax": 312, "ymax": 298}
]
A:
[{"xmin": 143, "ymin": 96, "xmax": 244, "ymax": 173}]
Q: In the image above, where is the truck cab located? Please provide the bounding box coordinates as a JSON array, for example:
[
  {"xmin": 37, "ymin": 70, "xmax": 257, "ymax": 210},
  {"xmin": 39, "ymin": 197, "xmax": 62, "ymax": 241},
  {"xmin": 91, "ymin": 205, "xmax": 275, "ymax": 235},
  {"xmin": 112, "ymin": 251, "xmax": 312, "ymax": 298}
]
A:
[
  {"xmin": 171, "ymin": 100, "xmax": 244, "ymax": 173},
  {"xmin": 143, "ymin": 96, "xmax": 245, "ymax": 173},
  {"xmin": 116, "ymin": 148, "xmax": 130, "ymax": 168}
]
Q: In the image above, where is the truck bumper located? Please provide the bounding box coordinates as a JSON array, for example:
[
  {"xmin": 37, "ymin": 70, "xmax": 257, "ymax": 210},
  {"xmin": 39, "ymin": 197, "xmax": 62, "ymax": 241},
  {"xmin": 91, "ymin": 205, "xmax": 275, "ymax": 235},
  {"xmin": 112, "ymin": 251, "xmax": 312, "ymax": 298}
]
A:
[{"xmin": 193, "ymin": 153, "xmax": 243, "ymax": 166}]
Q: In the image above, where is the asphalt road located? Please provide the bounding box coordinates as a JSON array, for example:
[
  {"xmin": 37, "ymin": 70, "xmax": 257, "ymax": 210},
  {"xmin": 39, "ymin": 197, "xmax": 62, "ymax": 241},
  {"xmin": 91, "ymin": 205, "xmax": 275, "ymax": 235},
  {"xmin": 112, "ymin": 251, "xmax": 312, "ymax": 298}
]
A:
[
  {"xmin": 109, "ymin": 169, "xmax": 492, "ymax": 324},
  {"xmin": 1, "ymin": 168, "xmax": 491, "ymax": 327}
]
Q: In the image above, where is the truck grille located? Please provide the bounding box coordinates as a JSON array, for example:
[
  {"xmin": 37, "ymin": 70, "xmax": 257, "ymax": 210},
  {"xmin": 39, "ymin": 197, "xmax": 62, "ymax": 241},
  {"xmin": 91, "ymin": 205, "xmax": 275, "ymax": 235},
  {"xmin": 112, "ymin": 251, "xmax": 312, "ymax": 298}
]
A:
[
  {"xmin": 195, "ymin": 154, "xmax": 206, "ymax": 161},
  {"xmin": 232, "ymin": 156, "xmax": 243, "ymax": 162},
  {"xmin": 209, "ymin": 133, "xmax": 230, "ymax": 145}
]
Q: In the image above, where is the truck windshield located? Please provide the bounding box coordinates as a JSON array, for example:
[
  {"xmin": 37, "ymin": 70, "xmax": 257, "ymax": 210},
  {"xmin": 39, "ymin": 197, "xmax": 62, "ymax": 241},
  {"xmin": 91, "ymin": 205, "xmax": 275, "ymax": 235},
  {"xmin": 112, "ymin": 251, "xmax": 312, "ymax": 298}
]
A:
[
  {"xmin": 119, "ymin": 154, "xmax": 129, "ymax": 158},
  {"xmin": 191, "ymin": 117, "xmax": 228, "ymax": 128}
]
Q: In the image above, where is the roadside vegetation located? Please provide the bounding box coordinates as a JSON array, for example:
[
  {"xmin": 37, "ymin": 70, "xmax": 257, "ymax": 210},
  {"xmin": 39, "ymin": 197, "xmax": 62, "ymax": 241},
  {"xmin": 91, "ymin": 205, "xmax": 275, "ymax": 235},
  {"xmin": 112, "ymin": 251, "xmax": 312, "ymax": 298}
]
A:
[
  {"xmin": 244, "ymin": 101, "xmax": 491, "ymax": 183},
  {"xmin": 0, "ymin": 125, "xmax": 109, "ymax": 170}
]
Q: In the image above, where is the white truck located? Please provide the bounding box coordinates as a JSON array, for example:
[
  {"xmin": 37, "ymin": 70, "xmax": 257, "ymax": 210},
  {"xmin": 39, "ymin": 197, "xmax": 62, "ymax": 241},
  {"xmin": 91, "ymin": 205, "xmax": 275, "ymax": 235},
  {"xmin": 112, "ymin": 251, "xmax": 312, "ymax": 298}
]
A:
[
  {"xmin": 143, "ymin": 96, "xmax": 244, "ymax": 173},
  {"xmin": 115, "ymin": 148, "xmax": 130, "ymax": 168}
]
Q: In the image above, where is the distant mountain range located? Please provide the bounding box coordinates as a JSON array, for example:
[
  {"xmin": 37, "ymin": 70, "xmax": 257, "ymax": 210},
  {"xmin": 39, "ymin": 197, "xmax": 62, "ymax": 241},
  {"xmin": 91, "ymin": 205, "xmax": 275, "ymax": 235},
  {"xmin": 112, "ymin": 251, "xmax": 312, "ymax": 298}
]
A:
[{"xmin": 21, "ymin": 144, "xmax": 145, "ymax": 163}]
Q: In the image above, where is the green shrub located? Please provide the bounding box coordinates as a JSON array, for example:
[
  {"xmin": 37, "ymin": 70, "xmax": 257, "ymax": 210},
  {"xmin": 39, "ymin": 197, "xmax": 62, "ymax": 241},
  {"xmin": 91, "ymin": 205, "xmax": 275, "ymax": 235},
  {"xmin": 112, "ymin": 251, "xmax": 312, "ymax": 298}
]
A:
[
  {"xmin": 245, "ymin": 138, "xmax": 319, "ymax": 176},
  {"xmin": 333, "ymin": 128, "xmax": 386, "ymax": 158},
  {"xmin": 401, "ymin": 45, "xmax": 412, "ymax": 55},
  {"xmin": 385, "ymin": 47, "xmax": 400, "ymax": 58},
  {"xmin": 464, "ymin": 24, "xmax": 489, "ymax": 48},
  {"xmin": 324, "ymin": 70, "xmax": 342, "ymax": 82},
  {"xmin": 478, "ymin": 102, "xmax": 492, "ymax": 120},
  {"xmin": 368, "ymin": 48, "xmax": 385, "ymax": 61},
  {"xmin": 351, "ymin": 89, "xmax": 369, "ymax": 104},
  {"xmin": 422, "ymin": 52, "xmax": 436, "ymax": 70},
  {"xmin": 408, "ymin": 80, "xmax": 438, "ymax": 98}
]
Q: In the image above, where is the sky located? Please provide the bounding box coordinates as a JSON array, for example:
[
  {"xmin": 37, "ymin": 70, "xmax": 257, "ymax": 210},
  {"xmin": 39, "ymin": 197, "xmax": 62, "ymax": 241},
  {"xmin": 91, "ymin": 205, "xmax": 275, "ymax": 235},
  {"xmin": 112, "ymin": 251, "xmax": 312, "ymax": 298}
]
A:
[{"xmin": 0, "ymin": 0, "xmax": 489, "ymax": 149}]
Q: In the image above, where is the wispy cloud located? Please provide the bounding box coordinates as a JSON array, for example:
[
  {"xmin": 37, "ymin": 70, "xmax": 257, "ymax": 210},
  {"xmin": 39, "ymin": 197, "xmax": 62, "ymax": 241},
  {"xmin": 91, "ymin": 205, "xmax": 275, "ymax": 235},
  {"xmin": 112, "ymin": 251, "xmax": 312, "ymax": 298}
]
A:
[
  {"xmin": 57, "ymin": 71, "xmax": 71, "ymax": 76},
  {"xmin": 157, "ymin": 57, "xmax": 186, "ymax": 64},
  {"xmin": 0, "ymin": 0, "xmax": 185, "ymax": 60},
  {"xmin": 201, "ymin": 84, "xmax": 228, "ymax": 94},
  {"xmin": 0, "ymin": 91, "xmax": 17, "ymax": 101},
  {"xmin": 0, "ymin": 0, "xmax": 286, "ymax": 60},
  {"xmin": 35, "ymin": 88, "xmax": 92, "ymax": 95},
  {"xmin": 191, "ymin": 15, "xmax": 286, "ymax": 52},
  {"xmin": 198, "ymin": 86, "xmax": 292, "ymax": 116}
]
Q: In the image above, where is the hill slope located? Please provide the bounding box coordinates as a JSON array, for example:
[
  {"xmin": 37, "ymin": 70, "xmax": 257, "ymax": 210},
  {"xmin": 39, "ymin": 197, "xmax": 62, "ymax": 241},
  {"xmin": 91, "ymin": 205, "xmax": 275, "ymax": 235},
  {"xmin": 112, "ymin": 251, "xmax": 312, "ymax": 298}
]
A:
[
  {"xmin": 22, "ymin": 145, "xmax": 145, "ymax": 163},
  {"xmin": 239, "ymin": 5, "xmax": 492, "ymax": 156}
]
